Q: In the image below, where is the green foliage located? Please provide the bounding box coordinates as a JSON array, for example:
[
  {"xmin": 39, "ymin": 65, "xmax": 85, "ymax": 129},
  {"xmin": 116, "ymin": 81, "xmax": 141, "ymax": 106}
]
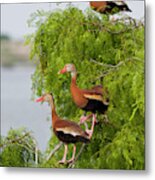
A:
[
  {"xmin": 26, "ymin": 7, "xmax": 144, "ymax": 169},
  {"xmin": 0, "ymin": 128, "xmax": 40, "ymax": 167}
]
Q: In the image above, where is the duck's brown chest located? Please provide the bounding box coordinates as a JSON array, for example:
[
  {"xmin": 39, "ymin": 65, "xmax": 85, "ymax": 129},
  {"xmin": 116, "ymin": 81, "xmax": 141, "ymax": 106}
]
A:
[{"xmin": 70, "ymin": 84, "xmax": 88, "ymax": 108}]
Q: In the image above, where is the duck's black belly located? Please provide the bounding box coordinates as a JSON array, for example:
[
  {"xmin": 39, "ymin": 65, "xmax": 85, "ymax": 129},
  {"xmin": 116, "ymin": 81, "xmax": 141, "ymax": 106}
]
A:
[
  {"xmin": 54, "ymin": 131, "xmax": 89, "ymax": 144},
  {"xmin": 105, "ymin": 2, "xmax": 129, "ymax": 14},
  {"xmin": 82, "ymin": 99, "xmax": 108, "ymax": 114}
]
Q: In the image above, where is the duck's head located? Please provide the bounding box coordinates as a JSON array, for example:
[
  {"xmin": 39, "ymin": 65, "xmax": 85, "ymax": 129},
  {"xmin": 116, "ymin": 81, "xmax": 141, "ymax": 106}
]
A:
[
  {"xmin": 58, "ymin": 64, "xmax": 76, "ymax": 74},
  {"xmin": 36, "ymin": 93, "xmax": 54, "ymax": 104}
]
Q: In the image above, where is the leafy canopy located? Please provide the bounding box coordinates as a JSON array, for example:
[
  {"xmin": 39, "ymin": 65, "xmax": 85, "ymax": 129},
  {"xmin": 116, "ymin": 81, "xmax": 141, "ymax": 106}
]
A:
[
  {"xmin": 0, "ymin": 128, "xmax": 40, "ymax": 167},
  {"xmin": 25, "ymin": 6, "xmax": 144, "ymax": 169}
]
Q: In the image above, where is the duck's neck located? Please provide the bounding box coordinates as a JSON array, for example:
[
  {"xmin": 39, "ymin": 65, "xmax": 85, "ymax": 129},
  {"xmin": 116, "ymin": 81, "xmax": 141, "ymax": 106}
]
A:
[
  {"xmin": 49, "ymin": 98, "xmax": 58, "ymax": 127},
  {"xmin": 71, "ymin": 70, "xmax": 77, "ymax": 85}
]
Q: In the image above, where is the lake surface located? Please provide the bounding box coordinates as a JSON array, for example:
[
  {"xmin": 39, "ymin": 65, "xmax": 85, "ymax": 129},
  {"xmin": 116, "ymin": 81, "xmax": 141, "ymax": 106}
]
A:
[{"xmin": 1, "ymin": 66, "xmax": 51, "ymax": 152}]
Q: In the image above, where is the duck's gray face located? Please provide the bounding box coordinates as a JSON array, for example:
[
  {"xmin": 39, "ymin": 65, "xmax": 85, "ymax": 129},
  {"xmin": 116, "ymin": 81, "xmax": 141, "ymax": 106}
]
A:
[
  {"xmin": 36, "ymin": 94, "xmax": 53, "ymax": 103},
  {"xmin": 58, "ymin": 64, "xmax": 76, "ymax": 74}
]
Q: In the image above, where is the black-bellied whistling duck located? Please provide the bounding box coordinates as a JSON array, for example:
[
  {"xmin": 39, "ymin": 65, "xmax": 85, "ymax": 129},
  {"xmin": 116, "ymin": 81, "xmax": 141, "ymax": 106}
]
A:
[
  {"xmin": 90, "ymin": 1, "xmax": 131, "ymax": 14},
  {"xmin": 58, "ymin": 64, "xmax": 109, "ymax": 136},
  {"xmin": 36, "ymin": 93, "xmax": 90, "ymax": 164}
]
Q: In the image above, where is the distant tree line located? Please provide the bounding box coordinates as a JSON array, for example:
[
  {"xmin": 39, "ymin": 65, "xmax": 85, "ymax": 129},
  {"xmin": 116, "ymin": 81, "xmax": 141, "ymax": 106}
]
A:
[{"xmin": 0, "ymin": 34, "xmax": 10, "ymax": 40}]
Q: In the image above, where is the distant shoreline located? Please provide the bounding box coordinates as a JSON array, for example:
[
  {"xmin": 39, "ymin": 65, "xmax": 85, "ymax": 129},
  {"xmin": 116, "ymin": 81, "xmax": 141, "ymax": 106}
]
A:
[{"xmin": 1, "ymin": 39, "xmax": 34, "ymax": 68}]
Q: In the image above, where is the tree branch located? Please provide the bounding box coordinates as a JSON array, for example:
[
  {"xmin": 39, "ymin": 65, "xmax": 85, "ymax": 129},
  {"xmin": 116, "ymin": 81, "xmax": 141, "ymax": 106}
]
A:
[
  {"xmin": 90, "ymin": 58, "xmax": 117, "ymax": 68},
  {"xmin": 90, "ymin": 57, "xmax": 143, "ymax": 82},
  {"xmin": 45, "ymin": 142, "xmax": 63, "ymax": 162},
  {"xmin": 78, "ymin": 16, "xmax": 142, "ymax": 35}
]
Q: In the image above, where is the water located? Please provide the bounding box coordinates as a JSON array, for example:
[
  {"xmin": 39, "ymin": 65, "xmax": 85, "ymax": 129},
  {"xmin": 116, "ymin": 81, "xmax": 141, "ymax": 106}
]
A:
[{"xmin": 1, "ymin": 66, "xmax": 51, "ymax": 152}]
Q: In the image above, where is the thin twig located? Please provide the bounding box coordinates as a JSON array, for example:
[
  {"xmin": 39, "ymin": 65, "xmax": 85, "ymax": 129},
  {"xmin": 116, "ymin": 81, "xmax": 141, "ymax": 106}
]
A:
[
  {"xmin": 90, "ymin": 58, "xmax": 117, "ymax": 68},
  {"xmin": 11, "ymin": 142, "xmax": 35, "ymax": 153},
  {"xmin": 45, "ymin": 142, "xmax": 63, "ymax": 162},
  {"xmin": 90, "ymin": 57, "xmax": 143, "ymax": 82},
  {"xmin": 78, "ymin": 16, "xmax": 141, "ymax": 35}
]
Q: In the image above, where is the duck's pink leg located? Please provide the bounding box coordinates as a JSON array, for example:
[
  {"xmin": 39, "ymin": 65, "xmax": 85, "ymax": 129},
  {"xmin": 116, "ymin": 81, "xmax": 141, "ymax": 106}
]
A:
[
  {"xmin": 80, "ymin": 114, "xmax": 93, "ymax": 124},
  {"xmin": 85, "ymin": 114, "xmax": 96, "ymax": 139},
  {"xmin": 59, "ymin": 144, "xmax": 68, "ymax": 164},
  {"xmin": 67, "ymin": 144, "xmax": 76, "ymax": 164}
]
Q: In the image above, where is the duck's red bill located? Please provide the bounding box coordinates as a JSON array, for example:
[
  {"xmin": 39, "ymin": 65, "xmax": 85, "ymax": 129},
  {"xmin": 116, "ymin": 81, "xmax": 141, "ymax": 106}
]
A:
[
  {"xmin": 36, "ymin": 96, "xmax": 44, "ymax": 102},
  {"xmin": 58, "ymin": 67, "xmax": 66, "ymax": 74}
]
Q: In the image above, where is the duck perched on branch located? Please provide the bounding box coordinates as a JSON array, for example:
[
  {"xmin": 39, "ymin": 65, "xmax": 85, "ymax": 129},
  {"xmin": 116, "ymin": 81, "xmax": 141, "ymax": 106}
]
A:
[
  {"xmin": 58, "ymin": 64, "xmax": 109, "ymax": 137},
  {"xmin": 36, "ymin": 93, "xmax": 90, "ymax": 164},
  {"xmin": 90, "ymin": 1, "xmax": 132, "ymax": 14}
]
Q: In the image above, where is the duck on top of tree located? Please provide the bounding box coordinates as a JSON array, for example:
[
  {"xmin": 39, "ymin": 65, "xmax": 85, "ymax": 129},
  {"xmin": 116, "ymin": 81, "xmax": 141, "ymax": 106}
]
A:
[
  {"xmin": 89, "ymin": 1, "xmax": 132, "ymax": 14},
  {"xmin": 36, "ymin": 93, "xmax": 90, "ymax": 164},
  {"xmin": 58, "ymin": 64, "xmax": 109, "ymax": 137}
]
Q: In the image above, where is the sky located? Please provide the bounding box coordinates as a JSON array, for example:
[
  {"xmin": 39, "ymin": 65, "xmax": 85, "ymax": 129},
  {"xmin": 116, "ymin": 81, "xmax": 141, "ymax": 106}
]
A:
[{"xmin": 1, "ymin": 1, "xmax": 145, "ymax": 40}]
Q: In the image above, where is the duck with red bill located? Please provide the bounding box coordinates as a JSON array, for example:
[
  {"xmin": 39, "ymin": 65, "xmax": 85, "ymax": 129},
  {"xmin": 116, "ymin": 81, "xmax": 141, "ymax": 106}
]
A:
[
  {"xmin": 35, "ymin": 93, "xmax": 90, "ymax": 164},
  {"xmin": 58, "ymin": 64, "xmax": 109, "ymax": 137}
]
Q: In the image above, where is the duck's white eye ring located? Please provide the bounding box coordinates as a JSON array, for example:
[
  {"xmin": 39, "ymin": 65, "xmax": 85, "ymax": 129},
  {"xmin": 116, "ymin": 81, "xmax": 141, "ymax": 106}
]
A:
[{"xmin": 66, "ymin": 64, "xmax": 73, "ymax": 72}]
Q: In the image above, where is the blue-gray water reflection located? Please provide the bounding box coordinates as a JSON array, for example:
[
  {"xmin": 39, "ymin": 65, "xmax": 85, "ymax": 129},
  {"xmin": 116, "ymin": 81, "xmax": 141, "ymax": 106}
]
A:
[{"xmin": 1, "ymin": 66, "xmax": 51, "ymax": 152}]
